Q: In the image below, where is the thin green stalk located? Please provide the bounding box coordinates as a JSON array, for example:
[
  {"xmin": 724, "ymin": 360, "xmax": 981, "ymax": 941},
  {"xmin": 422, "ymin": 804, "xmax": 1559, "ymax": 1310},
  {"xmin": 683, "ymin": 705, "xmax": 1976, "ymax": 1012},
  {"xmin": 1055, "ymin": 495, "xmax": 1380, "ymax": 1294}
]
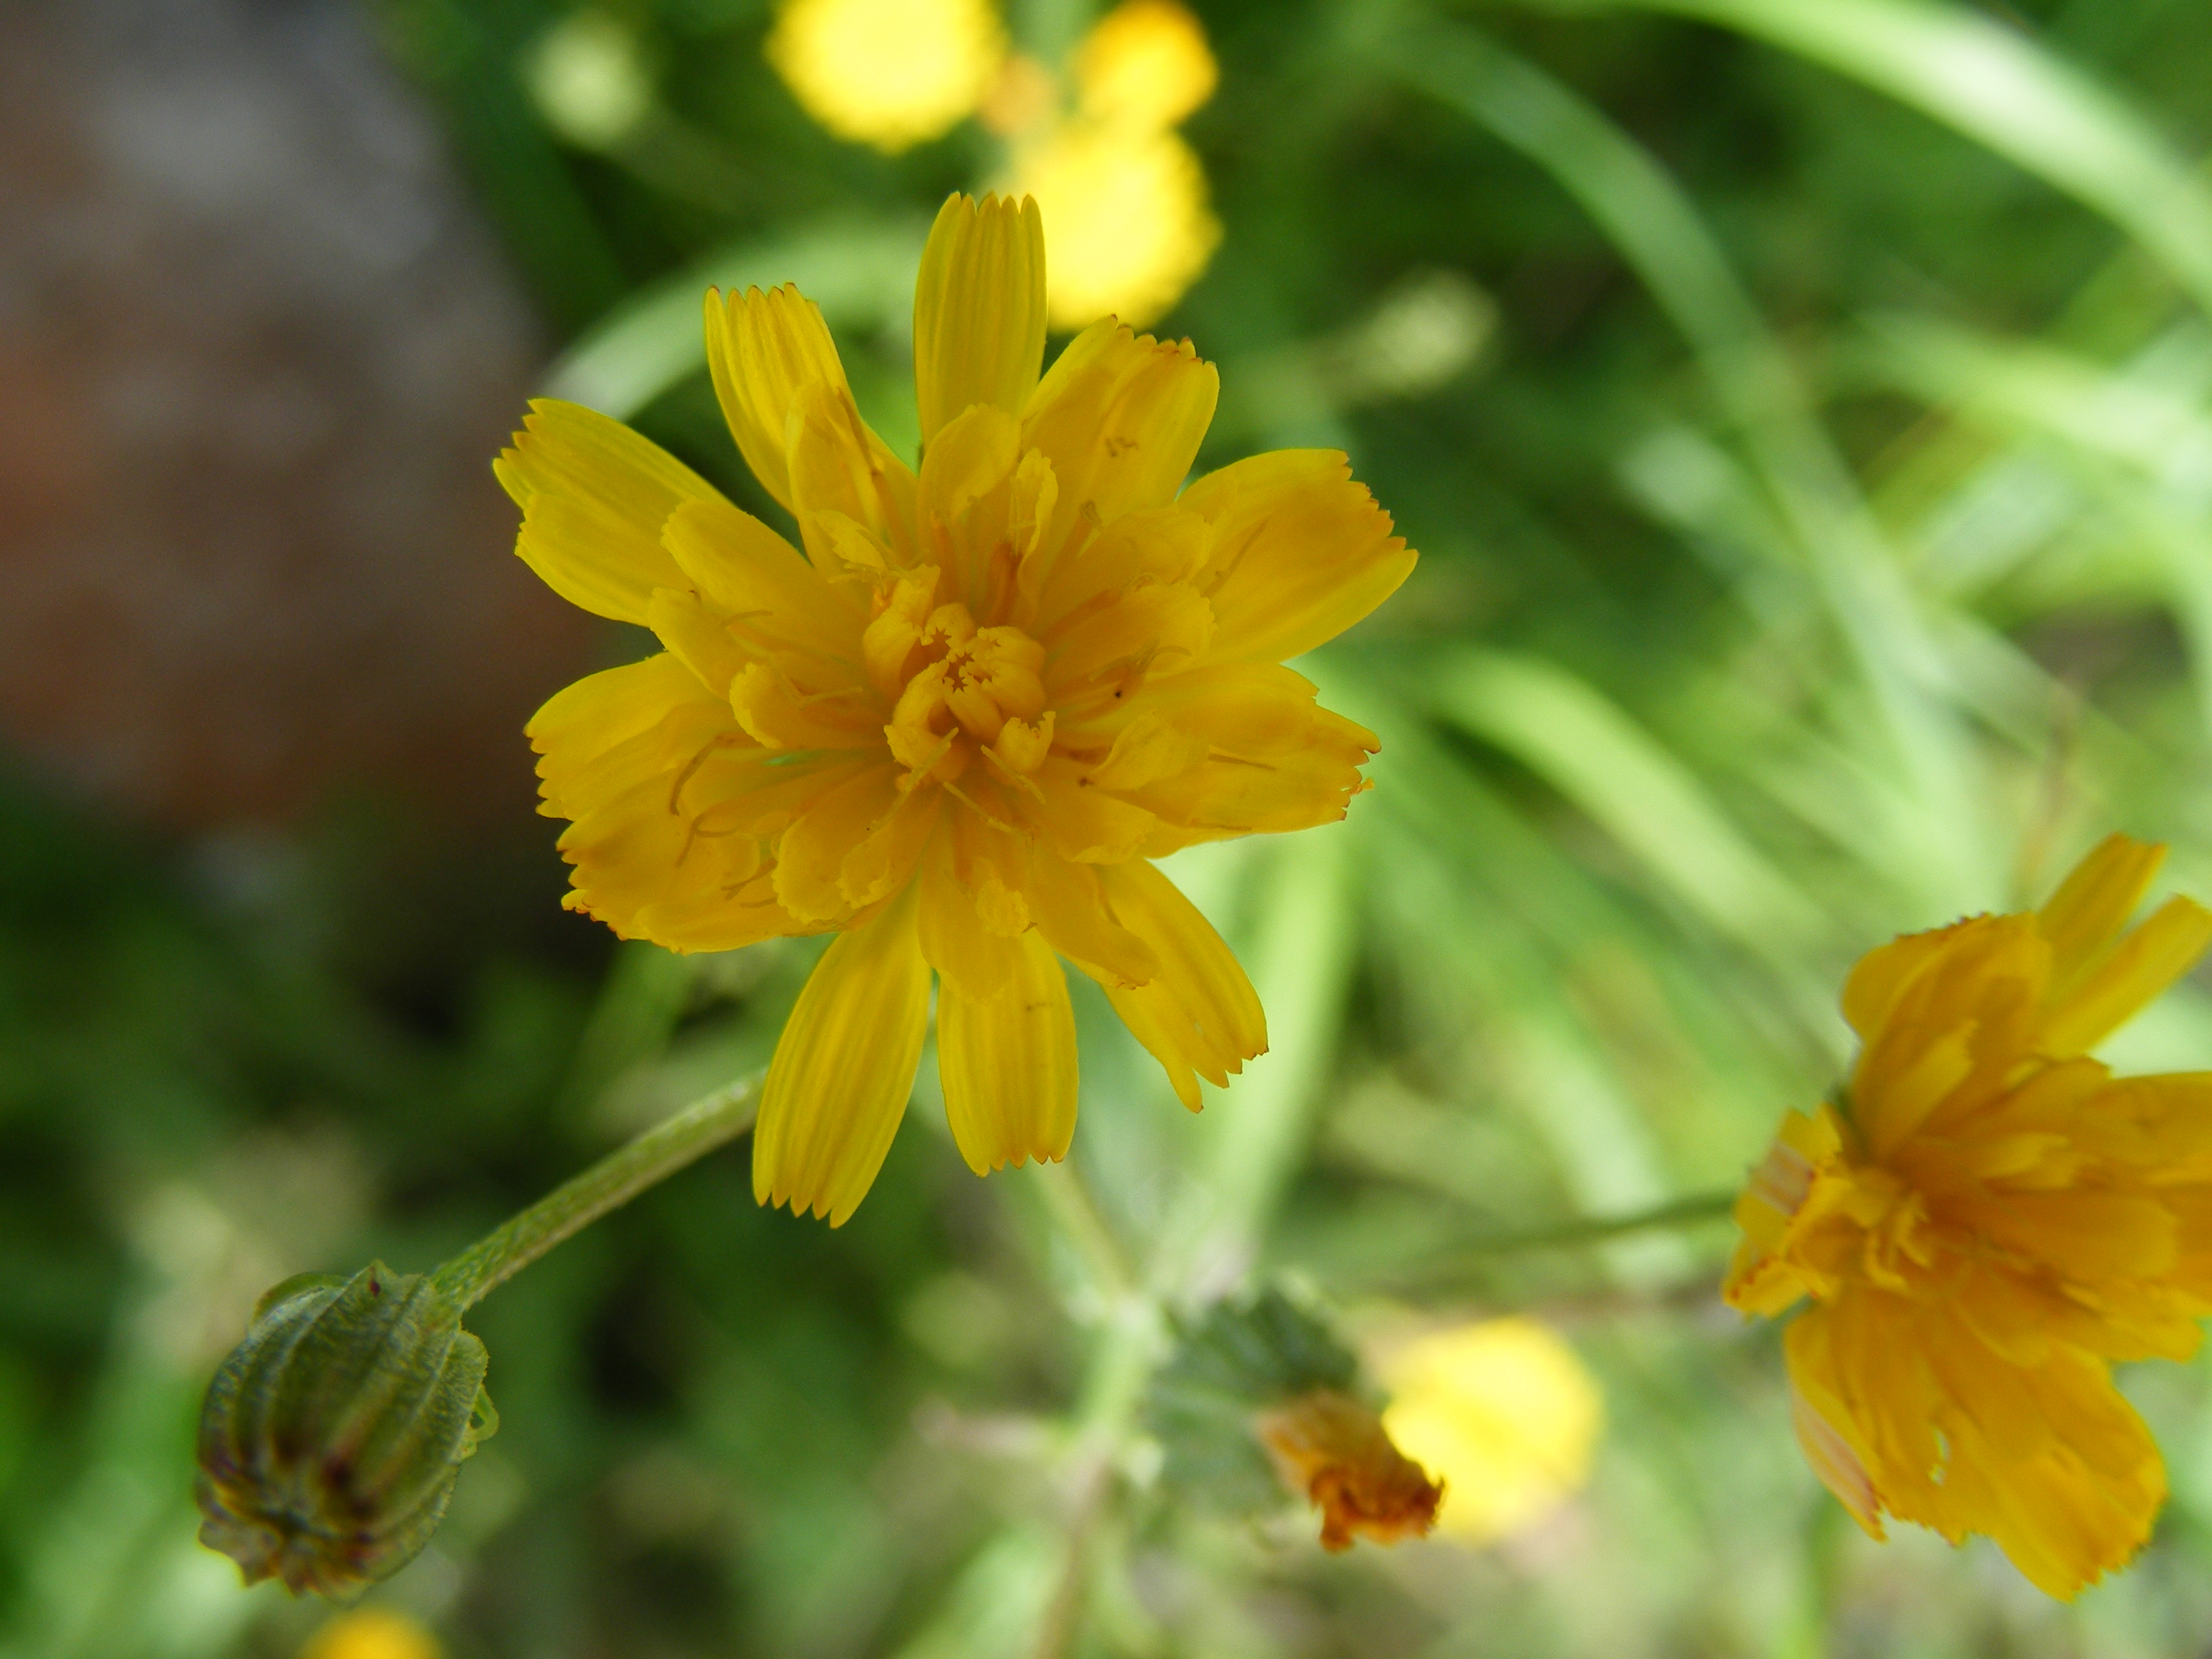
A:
[
  {"xmin": 1391, "ymin": 1190, "xmax": 1738, "ymax": 1290},
  {"xmin": 1032, "ymin": 1161, "xmax": 1136, "ymax": 1300},
  {"xmin": 430, "ymin": 1071, "xmax": 764, "ymax": 1309}
]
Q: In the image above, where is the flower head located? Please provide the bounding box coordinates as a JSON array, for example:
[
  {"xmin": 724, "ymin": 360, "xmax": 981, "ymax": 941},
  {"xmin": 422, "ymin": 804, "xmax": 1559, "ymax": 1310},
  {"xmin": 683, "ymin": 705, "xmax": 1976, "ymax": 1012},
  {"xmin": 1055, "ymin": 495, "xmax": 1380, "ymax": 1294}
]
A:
[
  {"xmin": 766, "ymin": 0, "xmax": 1007, "ymax": 153},
  {"xmin": 1726, "ymin": 834, "xmax": 2212, "ymax": 1597},
  {"xmin": 499, "ymin": 194, "xmax": 1413, "ymax": 1225}
]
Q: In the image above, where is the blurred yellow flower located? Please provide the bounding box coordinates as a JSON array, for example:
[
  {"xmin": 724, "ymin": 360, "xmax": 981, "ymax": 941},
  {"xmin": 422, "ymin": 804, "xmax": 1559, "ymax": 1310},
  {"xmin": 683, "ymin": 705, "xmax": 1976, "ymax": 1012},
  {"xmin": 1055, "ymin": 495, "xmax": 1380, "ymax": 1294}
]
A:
[
  {"xmin": 301, "ymin": 1610, "xmax": 441, "ymax": 1659},
  {"xmin": 1017, "ymin": 127, "xmax": 1219, "ymax": 331},
  {"xmin": 499, "ymin": 194, "xmax": 1415, "ymax": 1224},
  {"xmin": 1004, "ymin": 0, "xmax": 1223, "ymax": 329},
  {"xmin": 1726, "ymin": 834, "xmax": 2212, "ymax": 1599},
  {"xmin": 766, "ymin": 0, "xmax": 1006, "ymax": 153},
  {"xmin": 1380, "ymin": 1319, "xmax": 1603, "ymax": 1544},
  {"xmin": 1072, "ymin": 0, "xmax": 1216, "ymax": 130}
]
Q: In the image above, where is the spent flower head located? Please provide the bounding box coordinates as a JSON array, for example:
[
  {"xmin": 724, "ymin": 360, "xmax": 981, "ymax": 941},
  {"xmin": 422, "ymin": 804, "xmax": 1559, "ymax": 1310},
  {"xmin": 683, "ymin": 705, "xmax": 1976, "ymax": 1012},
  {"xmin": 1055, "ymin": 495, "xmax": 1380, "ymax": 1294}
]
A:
[
  {"xmin": 1726, "ymin": 834, "xmax": 2212, "ymax": 1598},
  {"xmin": 499, "ymin": 194, "xmax": 1413, "ymax": 1225}
]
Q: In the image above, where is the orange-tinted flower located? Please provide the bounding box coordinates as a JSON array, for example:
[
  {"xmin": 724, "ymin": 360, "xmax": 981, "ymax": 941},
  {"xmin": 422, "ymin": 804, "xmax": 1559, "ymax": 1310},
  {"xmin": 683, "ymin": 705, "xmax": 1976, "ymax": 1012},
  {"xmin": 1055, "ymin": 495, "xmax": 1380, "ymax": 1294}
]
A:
[{"xmin": 1727, "ymin": 834, "xmax": 2212, "ymax": 1597}]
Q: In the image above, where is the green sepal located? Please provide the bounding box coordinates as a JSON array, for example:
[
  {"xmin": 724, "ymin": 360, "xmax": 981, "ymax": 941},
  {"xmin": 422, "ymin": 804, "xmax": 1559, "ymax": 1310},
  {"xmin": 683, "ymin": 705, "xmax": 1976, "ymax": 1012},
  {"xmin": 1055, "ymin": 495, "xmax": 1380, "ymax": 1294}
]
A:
[{"xmin": 1143, "ymin": 1285, "xmax": 1363, "ymax": 1515}]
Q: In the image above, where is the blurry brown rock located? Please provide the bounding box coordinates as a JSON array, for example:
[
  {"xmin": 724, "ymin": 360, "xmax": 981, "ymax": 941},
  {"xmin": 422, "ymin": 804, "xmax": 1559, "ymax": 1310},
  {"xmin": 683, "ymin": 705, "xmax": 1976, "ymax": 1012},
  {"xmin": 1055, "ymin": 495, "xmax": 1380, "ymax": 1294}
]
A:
[{"xmin": 0, "ymin": 0, "xmax": 590, "ymax": 831}]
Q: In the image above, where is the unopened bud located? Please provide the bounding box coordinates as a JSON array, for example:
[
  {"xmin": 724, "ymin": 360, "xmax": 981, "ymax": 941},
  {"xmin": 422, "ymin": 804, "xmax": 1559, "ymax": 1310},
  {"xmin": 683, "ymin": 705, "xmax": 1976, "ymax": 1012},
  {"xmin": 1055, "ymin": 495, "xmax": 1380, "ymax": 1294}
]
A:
[{"xmin": 195, "ymin": 1263, "xmax": 497, "ymax": 1597}]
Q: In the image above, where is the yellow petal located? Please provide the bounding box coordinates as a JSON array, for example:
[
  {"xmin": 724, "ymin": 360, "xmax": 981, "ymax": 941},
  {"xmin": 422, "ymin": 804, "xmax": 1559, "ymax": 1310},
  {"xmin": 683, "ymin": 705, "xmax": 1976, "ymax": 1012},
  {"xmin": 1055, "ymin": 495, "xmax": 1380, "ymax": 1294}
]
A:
[
  {"xmin": 729, "ymin": 661, "xmax": 882, "ymax": 750},
  {"xmin": 646, "ymin": 587, "xmax": 747, "ymax": 697},
  {"xmin": 1093, "ymin": 663, "xmax": 1379, "ymax": 853},
  {"xmin": 529, "ymin": 653, "xmax": 884, "ymax": 951},
  {"xmin": 704, "ymin": 283, "xmax": 849, "ymax": 513},
  {"xmin": 497, "ymin": 399, "xmax": 721, "ymax": 623},
  {"xmin": 1044, "ymin": 579, "xmax": 1214, "ymax": 693},
  {"xmin": 919, "ymin": 834, "xmax": 1021, "ymax": 996},
  {"xmin": 1782, "ymin": 1311, "xmax": 1887, "ymax": 1539},
  {"xmin": 937, "ymin": 928, "xmax": 1079, "ymax": 1173},
  {"xmin": 754, "ymin": 882, "xmax": 930, "ymax": 1225},
  {"xmin": 1021, "ymin": 320, "xmax": 1217, "ymax": 571},
  {"xmin": 842, "ymin": 785, "xmax": 943, "ymax": 912},
  {"xmin": 1029, "ymin": 506, "xmax": 1209, "ymax": 634},
  {"xmin": 663, "ymin": 497, "xmax": 865, "ymax": 666},
  {"xmin": 2093, "ymin": 1071, "xmax": 2212, "ymax": 1178},
  {"xmin": 2037, "ymin": 834, "xmax": 2166, "ymax": 987},
  {"xmin": 914, "ymin": 193, "xmax": 1047, "ymax": 450},
  {"xmin": 918, "ymin": 402, "xmax": 1023, "ymax": 606},
  {"xmin": 1928, "ymin": 1338, "xmax": 2163, "ymax": 1599},
  {"xmin": 787, "ymin": 380, "xmax": 920, "ymax": 573},
  {"xmin": 1025, "ymin": 757, "xmax": 1159, "ymax": 863},
  {"xmin": 2040, "ymin": 894, "xmax": 2212, "ymax": 1056},
  {"xmin": 1177, "ymin": 449, "xmax": 1415, "ymax": 665},
  {"xmin": 1088, "ymin": 857, "xmax": 1263, "ymax": 1107},
  {"xmin": 1838, "ymin": 922, "xmax": 1963, "ymax": 1042},
  {"xmin": 774, "ymin": 764, "xmax": 903, "ymax": 923},
  {"xmin": 1021, "ymin": 843, "xmax": 1159, "ymax": 988},
  {"xmin": 529, "ymin": 653, "xmax": 729, "ymax": 822}
]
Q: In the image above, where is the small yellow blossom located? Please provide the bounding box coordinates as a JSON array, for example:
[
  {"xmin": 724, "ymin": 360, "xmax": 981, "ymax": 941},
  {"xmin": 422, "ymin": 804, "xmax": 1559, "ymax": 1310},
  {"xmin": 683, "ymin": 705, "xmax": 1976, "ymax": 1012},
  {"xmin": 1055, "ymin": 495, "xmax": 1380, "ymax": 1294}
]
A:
[
  {"xmin": 301, "ymin": 1609, "xmax": 441, "ymax": 1659},
  {"xmin": 1071, "ymin": 0, "xmax": 1216, "ymax": 131},
  {"xmin": 499, "ymin": 194, "xmax": 1414, "ymax": 1225},
  {"xmin": 1256, "ymin": 1388, "xmax": 1443, "ymax": 1551},
  {"xmin": 766, "ymin": 0, "xmax": 1006, "ymax": 153},
  {"xmin": 1380, "ymin": 1319, "xmax": 1602, "ymax": 1545},
  {"xmin": 1726, "ymin": 834, "xmax": 2212, "ymax": 1598},
  {"xmin": 1017, "ymin": 127, "xmax": 1221, "ymax": 332},
  {"xmin": 1003, "ymin": 0, "xmax": 1222, "ymax": 329}
]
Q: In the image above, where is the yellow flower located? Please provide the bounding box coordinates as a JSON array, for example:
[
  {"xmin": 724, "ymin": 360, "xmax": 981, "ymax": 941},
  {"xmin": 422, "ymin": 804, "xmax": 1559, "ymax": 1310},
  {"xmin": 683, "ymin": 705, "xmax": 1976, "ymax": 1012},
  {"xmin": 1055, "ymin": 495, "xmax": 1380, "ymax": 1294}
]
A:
[
  {"xmin": 1002, "ymin": 0, "xmax": 1223, "ymax": 329},
  {"xmin": 1726, "ymin": 834, "xmax": 2212, "ymax": 1598},
  {"xmin": 499, "ymin": 194, "xmax": 1414, "ymax": 1225},
  {"xmin": 1017, "ymin": 127, "xmax": 1221, "ymax": 332},
  {"xmin": 301, "ymin": 1610, "xmax": 441, "ymax": 1659},
  {"xmin": 1070, "ymin": 0, "xmax": 1216, "ymax": 131},
  {"xmin": 1379, "ymin": 1319, "xmax": 1602, "ymax": 1545},
  {"xmin": 766, "ymin": 0, "xmax": 1006, "ymax": 154}
]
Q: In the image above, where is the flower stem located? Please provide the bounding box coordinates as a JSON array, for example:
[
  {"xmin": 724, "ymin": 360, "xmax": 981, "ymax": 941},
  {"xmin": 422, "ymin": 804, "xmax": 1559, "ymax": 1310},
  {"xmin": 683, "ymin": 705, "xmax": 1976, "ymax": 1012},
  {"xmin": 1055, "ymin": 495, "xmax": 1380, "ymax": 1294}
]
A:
[
  {"xmin": 430, "ymin": 1071, "xmax": 764, "ymax": 1309},
  {"xmin": 1391, "ymin": 1189, "xmax": 1739, "ymax": 1290}
]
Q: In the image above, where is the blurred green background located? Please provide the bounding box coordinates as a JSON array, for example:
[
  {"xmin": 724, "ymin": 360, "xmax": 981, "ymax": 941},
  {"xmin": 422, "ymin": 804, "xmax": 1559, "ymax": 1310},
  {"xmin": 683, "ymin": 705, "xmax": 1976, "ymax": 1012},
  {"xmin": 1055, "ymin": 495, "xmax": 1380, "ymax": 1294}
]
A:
[{"xmin": 11, "ymin": 0, "xmax": 2212, "ymax": 1654}]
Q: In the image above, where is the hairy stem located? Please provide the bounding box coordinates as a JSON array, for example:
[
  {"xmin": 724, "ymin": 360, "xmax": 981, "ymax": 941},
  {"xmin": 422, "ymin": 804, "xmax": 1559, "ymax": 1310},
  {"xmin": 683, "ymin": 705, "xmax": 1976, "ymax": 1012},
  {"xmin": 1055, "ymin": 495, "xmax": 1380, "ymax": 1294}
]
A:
[{"xmin": 431, "ymin": 1071, "xmax": 764, "ymax": 1309}]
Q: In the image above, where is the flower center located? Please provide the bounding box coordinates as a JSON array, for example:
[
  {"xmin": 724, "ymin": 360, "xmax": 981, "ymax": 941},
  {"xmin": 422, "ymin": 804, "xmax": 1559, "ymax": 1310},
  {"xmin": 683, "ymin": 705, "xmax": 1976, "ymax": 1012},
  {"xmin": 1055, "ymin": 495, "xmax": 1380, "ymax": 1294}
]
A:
[{"xmin": 877, "ymin": 598, "xmax": 1054, "ymax": 784}]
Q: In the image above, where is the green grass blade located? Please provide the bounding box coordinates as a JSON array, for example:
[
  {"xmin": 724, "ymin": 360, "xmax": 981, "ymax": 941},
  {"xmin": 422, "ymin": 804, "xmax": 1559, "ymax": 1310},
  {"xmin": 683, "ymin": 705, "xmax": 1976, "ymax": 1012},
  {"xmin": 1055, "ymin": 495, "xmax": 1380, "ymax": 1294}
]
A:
[
  {"xmin": 1592, "ymin": 0, "xmax": 2212, "ymax": 320},
  {"xmin": 1391, "ymin": 20, "xmax": 1986, "ymax": 904},
  {"xmin": 1427, "ymin": 648, "xmax": 1825, "ymax": 949}
]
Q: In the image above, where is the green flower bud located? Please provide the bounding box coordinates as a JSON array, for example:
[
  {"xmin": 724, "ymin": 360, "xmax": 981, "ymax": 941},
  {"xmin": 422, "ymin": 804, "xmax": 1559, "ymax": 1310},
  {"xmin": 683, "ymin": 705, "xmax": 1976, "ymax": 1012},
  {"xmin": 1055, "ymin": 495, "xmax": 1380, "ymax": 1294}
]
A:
[{"xmin": 194, "ymin": 1263, "xmax": 498, "ymax": 1597}]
